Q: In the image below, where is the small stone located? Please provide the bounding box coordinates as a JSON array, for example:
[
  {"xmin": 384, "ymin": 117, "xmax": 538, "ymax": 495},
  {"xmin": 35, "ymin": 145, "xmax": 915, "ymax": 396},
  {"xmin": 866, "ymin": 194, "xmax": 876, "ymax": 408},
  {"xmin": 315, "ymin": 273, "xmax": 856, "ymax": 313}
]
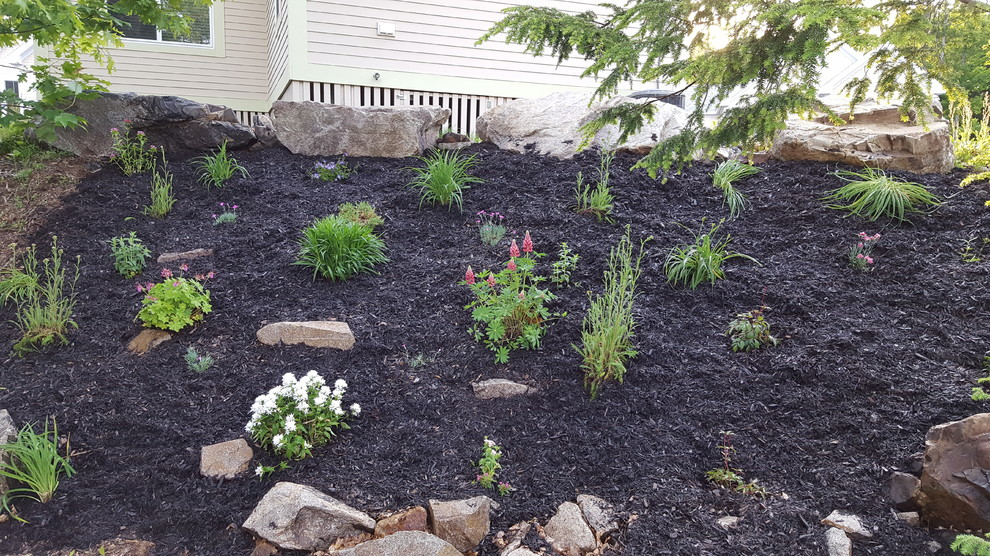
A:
[
  {"xmin": 0, "ymin": 410, "xmax": 17, "ymax": 498},
  {"xmin": 48, "ymin": 539, "xmax": 156, "ymax": 556},
  {"xmin": 821, "ymin": 510, "xmax": 872, "ymax": 539},
  {"xmin": 256, "ymin": 321, "xmax": 355, "ymax": 350},
  {"xmin": 127, "ymin": 329, "xmax": 172, "ymax": 355},
  {"xmin": 889, "ymin": 471, "xmax": 921, "ymax": 510},
  {"xmin": 717, "ymin": 516, "xmax": 741, "ymax": 529},
  {"xmin": 504, "ymin": 549, "xmax": 541, "ymax": 556},
  {"xmin": 330, "ymin": 530, "xmax": 461, "ymax": 556},
  {"xmin": 544, "ymin": 501, "xmax": 597, "ymax": 556},
  {"xmin": 157, "ymin": 248, "xmax": 214, "ymax": 263},
  {"xmin": 375, "ymin": 506, "xmax": 428, "ymax": 538},
  {"xmin": 428, "ymin": 496, "xmax": 493, "ymax": 553},
  {"xmin": 200, "ymin": 438, "xmax": 253, "ymax": 480},
  {"xmin": 895, "ymin": 511, "xmax": 921, "ymax": 527},
  {"xmin": 250, "ymin": 539, "xmax": 279, "ymax": 556},
  {"xmin": 576, "ymin": 494, "xmax": 618, "ymax": 540},
  {"xmin": 471, "ymin": 378, "xmax": 536, "ymax": 400},
  {"xmin": 824, "ymin": 527, "xmax": 852, "ymax": 556}
]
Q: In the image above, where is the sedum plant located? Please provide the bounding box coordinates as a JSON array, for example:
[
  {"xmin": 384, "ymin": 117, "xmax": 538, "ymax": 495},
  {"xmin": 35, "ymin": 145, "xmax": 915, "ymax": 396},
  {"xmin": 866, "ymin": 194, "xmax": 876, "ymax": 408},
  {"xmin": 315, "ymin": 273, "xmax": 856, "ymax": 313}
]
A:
[
  {"xmin": 246, "ymin": 371, "xmax": 360, "ymax": 461},
  {"xmin": 665, "ymin": 221, "xmax": 758, "ymax": 289},
  {"xmin": 136, "ymin": 268, "xmax": 213, "ymax": 332},
  {"xmin": 0, "ymin": 419, "xmax": 76, "ymax": 523},
  {"xmin": 338, "ymin": 201, "xmax": 383, "ymax": 230},
  {"xmin": 823, "ymin": 167, "xmax": 941, "ymax": 222},
  {"xmin": 711, "ymin": 159, "xmax": 760, "ymax": 219},
  {"xmin": 295, "ymin": 215, "xmax": 388, "ymax": 281},
  {"xmin": 107, "ymin": 231, "xmax": 151, "ymax": 278},
  {"xmin": 193, "ymin": 141, "xmax": 248, "ymax": 189},
  {"xmin": 576, "ymin": 227, "xmax": 648, "ymax": 399},
  {"xmin": 462, "ymin": 232, "xmax": 560, "ymax": 363},
  {"xmin": 407, "ymin": 150, "xmax": 483, "ymax": 211}
]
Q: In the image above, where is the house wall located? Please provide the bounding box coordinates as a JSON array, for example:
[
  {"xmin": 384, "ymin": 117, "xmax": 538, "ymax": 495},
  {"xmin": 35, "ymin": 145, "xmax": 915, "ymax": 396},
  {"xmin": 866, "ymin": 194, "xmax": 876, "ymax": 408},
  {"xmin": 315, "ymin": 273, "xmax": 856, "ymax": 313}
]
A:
[{"xmin": 267, "ymin": 0, "xmax": 290, "ymax": 102}]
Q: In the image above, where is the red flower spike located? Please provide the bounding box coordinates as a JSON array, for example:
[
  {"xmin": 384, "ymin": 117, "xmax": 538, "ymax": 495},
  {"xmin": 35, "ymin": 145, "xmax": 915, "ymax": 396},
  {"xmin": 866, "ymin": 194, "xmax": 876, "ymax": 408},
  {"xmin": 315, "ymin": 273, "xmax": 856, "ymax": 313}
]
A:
[
  {"xmin": 522, "ymin": 231, "xmax": 533, "ymax": 253},
  {"xmin": 465, "ymin": 266, "xmax": 476, "ymax": 285},
  {"xmin": 507, "ymin": 259, "xmax": 517, "ymax": 271},
  {"xmin": 509, "ymin": 239, "xmax": 520, "ymax": 258},
  {"xmin": 487, "ymin": 275, "xmax": 496, "ymax": 288}
]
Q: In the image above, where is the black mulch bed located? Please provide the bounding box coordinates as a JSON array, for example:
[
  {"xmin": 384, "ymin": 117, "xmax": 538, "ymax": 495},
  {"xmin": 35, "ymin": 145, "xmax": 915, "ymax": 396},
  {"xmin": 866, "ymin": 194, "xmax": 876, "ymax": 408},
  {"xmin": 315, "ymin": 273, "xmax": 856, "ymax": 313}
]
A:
[{"xmin": 1, "ymin": 143, "xmax": 989, "ymax": 556}]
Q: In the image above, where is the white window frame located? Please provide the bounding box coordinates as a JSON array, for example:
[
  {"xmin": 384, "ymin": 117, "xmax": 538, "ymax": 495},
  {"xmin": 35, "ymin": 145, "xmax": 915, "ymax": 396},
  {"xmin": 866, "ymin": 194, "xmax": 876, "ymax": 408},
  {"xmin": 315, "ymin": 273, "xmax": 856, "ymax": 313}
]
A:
[{"xmin": 120, "ymin": 4, "xmax": 215, "ymax": 49}]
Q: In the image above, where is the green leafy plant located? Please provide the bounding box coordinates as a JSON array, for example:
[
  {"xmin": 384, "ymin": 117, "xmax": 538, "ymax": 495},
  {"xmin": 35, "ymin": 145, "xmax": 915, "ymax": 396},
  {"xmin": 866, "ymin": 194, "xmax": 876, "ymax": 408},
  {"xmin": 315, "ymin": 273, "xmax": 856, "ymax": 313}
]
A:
[
  {"xmin": 400, "ymin": 344, "xmax": 437, "ymax": 369},
  {"xmin": 576, "ymin": 227, "xmax": 648, "ymax": 399},
  {"xmin": 475, "ymin": 210, "xmax": 507, "ymax": 246},
  {"xmin": 295, "ymin": 215, "xmax": 388, "ymax": 281},
  {"xmin": 849, "ymin": 231, "xmax": 881, "ymax": 270},
  {"xmin": 338, "ymin": 202, "xmax": 383, "ymax": 230},
  {"xmin": 0, "ymin": 419, "xmax": 76, "ymax": 523},
  {"xmin": 726, "ymin": 291, "xmax": 779, "ymax": 352},
  {"xmin": 824, "ymin": 168, "xmax": 941, "ymax": 222},
  {"xmin": 550, "ymin": 242, "xmax": 580, "ymax": 286},
  {"xmin": 960, "ymin": 236, "xmax": 989, "ymax": 263},
  {"xmin": 474, "ymin": 437, "xmax": 511, "ymax": 496},
  {"xmin": 665, "ymin": 220, "xmax": 758, "ymax": 289},
  {"xmin": 212, "ymin": 202, "xmax": 239, "ymax": 225},
  {"xmin": 136, "ymin": 267, "xmax": 213, "ymax": 332},
  {"xmin": 184, "ymin": 346, "xmax": 214, "ymax": 372},
  {"xmin": 711, "ymin": 160, "xmax": 760, "ymax": 219},
  {"xmin": 311, "ymin": 157, "xmax": 354, "ymax": 182},
  {"xmin": 109, "ymin": 121, "xmax": 159, "ymax": 176},
  {"xmin": 107, "ymin": 232, "xmax": 151, "ymax": 278},
  {"xmin": 952, "ymin": 532, "xmax": 990, "ymax": 555},
  {"xmin": 574, "ymin": 149, "xmax": 616, "ymax": 222},
  {"xmin": 193, "ymin": 141, "xmax": 248, "ymax": 189},
  {"xmin": 407, "ymin": 150, "xmax": 483, "ymax": 211},
  {"xmin": 143, "ymin": 153, "xmax": 175, "ymax": 219},
  {"xmin": 5, "ymin": 237, "xmax": 80, "ymax": 356},
  {"xmin": 246, "ymin": 371, "xmax": 359, "ymax": 461},
  {"xmin": 950, "ymin": 92, "xmax": 990, "ymax": 187},
  {"xmin": 970, "ymin": 354, "xmax": 990, "ymax": 402},
  {"xmin": 705, "ymin": 431, "xmax": 767, "ymax": 497},
  {"xmin": 0, "ymin": 259, "xmax": 38, "ymax": 306},
  {"xmin": 462, "ymin": 232, "xmax": 561, "ymax": 363}
]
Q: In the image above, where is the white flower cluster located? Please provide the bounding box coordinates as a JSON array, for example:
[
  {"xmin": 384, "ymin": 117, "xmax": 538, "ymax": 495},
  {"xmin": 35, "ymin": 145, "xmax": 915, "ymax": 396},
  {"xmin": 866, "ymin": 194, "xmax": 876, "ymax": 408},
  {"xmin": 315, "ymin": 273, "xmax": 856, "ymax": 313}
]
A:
[{"xmin": 245, "ymin": 371, "xmax": 360, "ymax": 443}]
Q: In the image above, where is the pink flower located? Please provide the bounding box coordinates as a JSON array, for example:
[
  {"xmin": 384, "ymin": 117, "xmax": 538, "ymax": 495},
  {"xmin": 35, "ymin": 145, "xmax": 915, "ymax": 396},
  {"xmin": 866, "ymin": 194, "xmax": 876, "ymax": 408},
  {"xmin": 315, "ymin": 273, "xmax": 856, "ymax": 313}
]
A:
[
  {"xmin": 232, "ymin": 205, "xmax": 238, "ymax": 210},
  {"xmin": 857, "ymin": 242, "xmax": 864, "ymax": 248},
  {"xmin": 123, "ymin": 119, "xmax": 132, "ymax": 124},
  {"xmin": 161, "ymin": 268, "xmax": 173, "ymax": 278},
  {"xmin": 509, "ymin": 239, "xmax": 520, "ymax": 258},
  {"xmin": 487, "ymin": 275, "xmax": 496, "ymax": 288},
  {"xmin": 110, "ymin": 127, "xmax": 119, "ymax": 133},
  {"xmin": 507, "ymin": 259, "xmax": 517, "ymax": 271},
  {"xmin": 522, "ymin": 231, "xmax": 533, "ymax": 253},
  {"xmin": 212, "ymin": 214, "xmax": 217, "ymax": 219},
  {"xmin": 136, "ymin": 283, "xmax": 144, "ymax": 292},
  {"xmin": 179, "ymin": 264, "xmax": 189, "ymax": 272},
  {"xmin": 207, "ymin": 271, "xmax": 216, "ymax": 279},
  {"xmin": 865, "ymin": 256, "xmax": 874, "ymax": 264},
  {"xmin": 137, "ymin": 130, "xmax": 145, "ymax": 136},
  {"xmin": 518, "ymin": 291, "xmax": 525, "ymax": 300},
  {"xmin": 856, "ymin": 254, "xmax": 864, "ymax": 259},
  {"xmin": 465, "ymin": 266, "xmax": 475, "ymax": 285}
]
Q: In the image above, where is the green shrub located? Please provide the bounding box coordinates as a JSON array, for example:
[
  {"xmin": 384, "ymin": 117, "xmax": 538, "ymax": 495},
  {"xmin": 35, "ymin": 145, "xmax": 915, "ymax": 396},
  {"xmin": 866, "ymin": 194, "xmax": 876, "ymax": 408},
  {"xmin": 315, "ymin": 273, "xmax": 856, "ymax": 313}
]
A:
[
  {"xmin": 575, "ymin": 227, "xmax": 648, "ymax": 399},
  {"xmin": 295, "ymin": 215, "xmax": 388, "ymax": 281},
  {"xmin": 338, "ymin": 201, "xmax": 383, "ymax": 229},
  {"xmin": 193, "ymin": 141, "xmax": 248, "ymax": 189},
  {"xmin": 136, "ymin": 270, "xmax": 213, "ymax": 332},
  {"xmin": 952, "ymin": 533, "xmax": 990, "ymax": 556},
  {"xmin": 726, "ymin": 306, "xmax": 778, "ymax": 352},
  {"xmin": 950, "ymin": 93, "xmax": 990, "ymax": 187},
  {"xmin": 711, "ymin": 160, "xmax": 760, "ymax": 219},
  {"xmin": 107, "ymin": 232, "xmax": 151, "ymax": 278},
  {"xmin": 0, "ymin": 419, "xmax": 76, "ymax": 523},
  {"xmin": 664, "ymin": 221, "xmax": 758, "ymax": 289},
  {"xmin": 823, "ymin": 167, "xmax": 941, "ymax": 222},
  {"xmin": 407, "ymin": 150, "xmax": 483, "ymax": 211}
]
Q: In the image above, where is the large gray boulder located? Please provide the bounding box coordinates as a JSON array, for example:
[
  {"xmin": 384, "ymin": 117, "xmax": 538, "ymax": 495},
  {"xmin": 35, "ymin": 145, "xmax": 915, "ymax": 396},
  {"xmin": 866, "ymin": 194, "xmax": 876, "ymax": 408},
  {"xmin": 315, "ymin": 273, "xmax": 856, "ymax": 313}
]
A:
[
  {"xmin": 49, "ymin": 92, "xmax": 256, "ymax": 156},
  {"xmin": 428, "ymin": 496, "xmax": 493, "ymax": 553},
  {"xmin": 242, "ymin": 482, "xmax": 376, "ymax": 551},
  {"xmin": 330, "ymin": 531, "xmax": 461, "ymax": 556},
  {"xmin": 917, "ymin": 413, "xmax": 990, "ymax": 532},
  {"xmin": 270, "ymin": 101, "xmax": 449, "ymax": 157},
  {"xmin": 769, "ymin": 99, "xmax": 953, "ymax": 174},
  {"xmin": 476, "ymin": 91, "xmax": 687, "ymax": 159}
]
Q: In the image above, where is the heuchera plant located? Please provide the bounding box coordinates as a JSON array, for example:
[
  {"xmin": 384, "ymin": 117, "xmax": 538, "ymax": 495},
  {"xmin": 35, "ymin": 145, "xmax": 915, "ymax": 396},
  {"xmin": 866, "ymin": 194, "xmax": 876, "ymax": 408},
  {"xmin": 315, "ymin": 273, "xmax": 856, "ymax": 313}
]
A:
[
  {"xmin": 462, "ymin": 231, "xmax": 560, "ymax": 363},
  {"xmin": 246, "ymin": 371, "xmax": 360, "ymax": 462},
  {"xmin": 135, "ymin": 266, "xmax": 214, "ymax": 332}
]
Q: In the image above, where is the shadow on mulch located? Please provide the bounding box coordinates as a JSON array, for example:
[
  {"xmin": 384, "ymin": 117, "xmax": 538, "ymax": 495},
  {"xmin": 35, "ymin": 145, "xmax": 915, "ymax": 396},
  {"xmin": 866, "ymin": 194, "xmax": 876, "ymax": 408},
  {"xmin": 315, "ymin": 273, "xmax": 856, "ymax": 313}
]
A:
[{"xmin": 0, "ymin": 143, "xmax": 988, "ymax": 555}]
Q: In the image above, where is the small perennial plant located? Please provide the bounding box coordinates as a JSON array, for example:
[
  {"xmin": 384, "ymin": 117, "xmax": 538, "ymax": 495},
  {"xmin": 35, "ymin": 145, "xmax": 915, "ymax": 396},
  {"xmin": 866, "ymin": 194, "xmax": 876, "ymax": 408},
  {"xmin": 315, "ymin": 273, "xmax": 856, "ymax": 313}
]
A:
[
  {"xmin": 474, "ymin": 437, "xmax": 511, "ymax": 496},
  {"xmin": 107, "ymin": 232, "xmax": 151, "ymax": 278},
  {"xmin": 109, "ymin": 121, "xmax": 158, "ymax": 175},
  {"xmin": 136, "ymin": 267, "xmax": 214, "ymax": 332},
  {"xmin": 311, "ymin": 157, "xmax": 354, "ymax": 182},
  {"xmin": 475, "ymin": 210, "xmax": 507, "ymax": 246},
  {"xmin": 848, "ymin": 232, "xmax": 881, "ymax": 270}
]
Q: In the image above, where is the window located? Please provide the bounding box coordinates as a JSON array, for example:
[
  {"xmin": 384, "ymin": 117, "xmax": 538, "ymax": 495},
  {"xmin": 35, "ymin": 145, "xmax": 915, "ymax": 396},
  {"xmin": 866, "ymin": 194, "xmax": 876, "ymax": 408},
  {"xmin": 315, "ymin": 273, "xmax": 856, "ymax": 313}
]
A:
[
  {"xmin": 117, "ymin": 1, "xmax": 213, "ymax": 46},
  {"xmin": 4, "ymin": 81, "xmax": 19, "ymax": 97}
]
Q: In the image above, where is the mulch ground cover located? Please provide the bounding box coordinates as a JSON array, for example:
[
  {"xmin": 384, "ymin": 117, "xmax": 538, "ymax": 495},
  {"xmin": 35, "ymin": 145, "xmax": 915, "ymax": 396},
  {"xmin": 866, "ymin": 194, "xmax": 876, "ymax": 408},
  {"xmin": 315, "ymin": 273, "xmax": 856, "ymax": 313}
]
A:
[{"xmin": 0, "ymin": 142, "xmax": 988, "ymax": 555}]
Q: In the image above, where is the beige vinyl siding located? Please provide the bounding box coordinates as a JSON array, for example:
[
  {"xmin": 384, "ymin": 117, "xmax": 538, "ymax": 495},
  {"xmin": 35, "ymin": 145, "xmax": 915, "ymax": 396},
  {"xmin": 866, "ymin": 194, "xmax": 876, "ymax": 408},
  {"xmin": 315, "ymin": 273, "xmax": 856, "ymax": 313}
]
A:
[
  {"xmin": 305, "ymin": 0, "xmax": 604, "ymax": 94},
  {"xmin": 268, "ymin": 0, "xmax": 290, "ymax": 100},
  {"xmin": 80, "ymin": 0, "xmax": 269, "ymax": 110}
]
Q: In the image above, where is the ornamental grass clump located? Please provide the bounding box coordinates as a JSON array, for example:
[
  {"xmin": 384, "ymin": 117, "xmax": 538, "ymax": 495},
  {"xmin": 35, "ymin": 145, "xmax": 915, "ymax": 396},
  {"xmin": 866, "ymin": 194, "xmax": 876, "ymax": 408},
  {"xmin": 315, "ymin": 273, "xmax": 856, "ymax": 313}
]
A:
[
  {"xmin": 136, "ymin": 267, "xmax": 213, "ymax": 332},
  {"xmin": 0, "ymin": 419, "xmax": 76, "ymax": 523},
  {"xmin": 824, "ymin": 167, "xmax": 941, "ymax": 222},
  {"xmin": 407, "ymin": 150, "xmax": 483, "ymax": 211},
  {"xmin": 574, "ymin": 149, "xmax": 616, "ymax": 222},
  {"xmin": 246, "ymin": 371, "xmax": 360, "ymax": 461},
  {"xmin": 193, "ymin": 141, "xmax": 248, "ymax": 189},
  {"xmin": 462, "ymin": 231, "xmax": 560, "ymax": 363},
  {"xmin": 576, "ymin": 227, "xmax": 648, "ymax": 399},
  {"xmin": 664, "ymin": 221, "xmax": 758, "ymax": 289},
  {"xmin": 295, "ymin": 214, "xmax": 388, "ymax": 281},
  {"xmin": 711, "ymin": 159, "xmax": 760, "ymax": 219},
  {"xmin": 143, "ymin": 153, "xmax": 175, "ymax": 219}
]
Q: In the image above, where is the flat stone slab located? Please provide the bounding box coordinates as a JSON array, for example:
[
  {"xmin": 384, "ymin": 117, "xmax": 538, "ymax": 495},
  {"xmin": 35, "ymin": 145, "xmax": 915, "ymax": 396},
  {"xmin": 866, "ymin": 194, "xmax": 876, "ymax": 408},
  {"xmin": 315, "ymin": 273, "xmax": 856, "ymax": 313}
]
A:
[
  {"xmin": 256, "ymin": 321, "xmax": 355, "ymax": 350},
  {"xmin": 200, "ymin": 438, "xmax": 253, "ymax": 480},
  {"xmin": 821, "ymin": 510, "xmax": 872, "ymax": 539},
  {"xmin": 375, "ymin": 506, "xmax": 428, "ymax": 537},
  {"xmin": 331, "ymin": 531, "xmax": 461, "ymax": 556},
  {"xmin": 471, "ymin": 378, "xmax": 536, "ymax": 400},
  {"xmin": 127, "ymin": 329, "xmax": 172, "ymax": 355},
  {"xmin": 158, "ymin": 248, "xmax": 214, "ymax": 263}
]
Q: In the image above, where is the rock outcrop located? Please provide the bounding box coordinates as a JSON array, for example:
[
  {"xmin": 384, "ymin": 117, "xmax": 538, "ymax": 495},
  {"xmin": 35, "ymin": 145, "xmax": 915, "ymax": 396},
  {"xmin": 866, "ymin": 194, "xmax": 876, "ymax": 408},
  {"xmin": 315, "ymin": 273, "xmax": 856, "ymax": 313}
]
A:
[{"xmin": 917, "ymin": 413, "xmax": 990, "ymax": 531}]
